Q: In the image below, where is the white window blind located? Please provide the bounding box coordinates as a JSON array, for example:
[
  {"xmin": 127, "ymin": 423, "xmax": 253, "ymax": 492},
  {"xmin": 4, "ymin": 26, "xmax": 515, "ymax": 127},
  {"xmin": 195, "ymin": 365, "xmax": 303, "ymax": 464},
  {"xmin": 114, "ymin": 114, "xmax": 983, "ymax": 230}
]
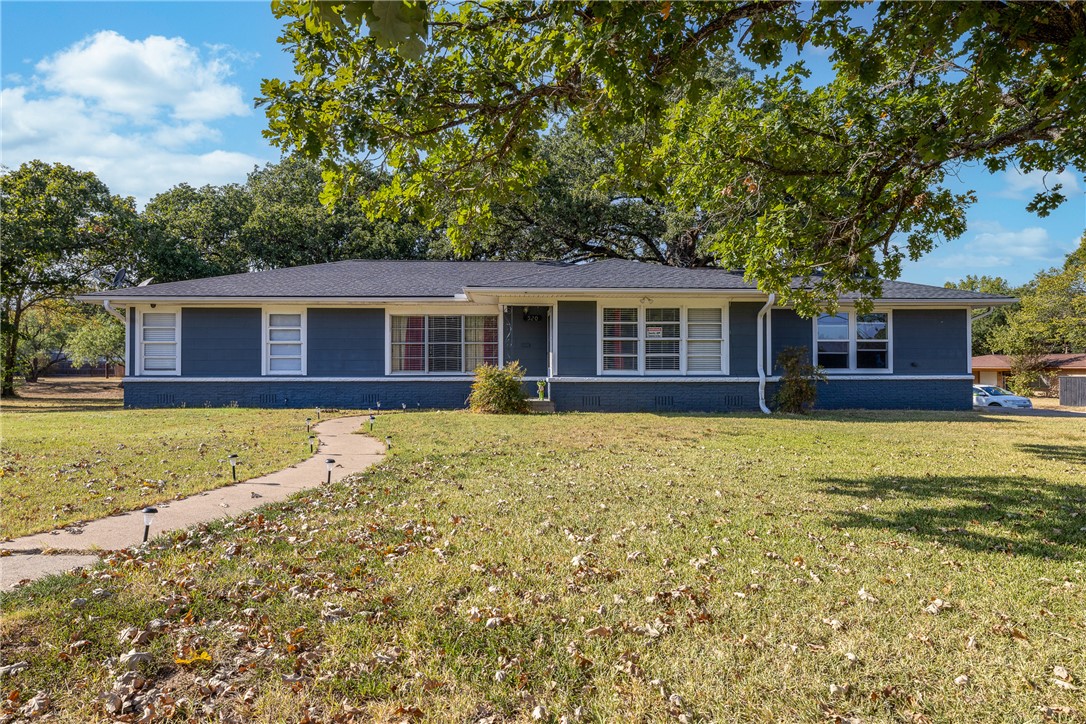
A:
[
  {"xmin": 602, "ymin": 308, "xmax": 638, "ymax": 372},
  {"xmin": 267, "ymin": 313, "xmax": 303, "ymax": 373},
  {"xmin": 686, "ymin": 308, "xmax": 724, "ymax": 372},
  {"xmin": 141, "ymin": 311, "xmax": 177, "ymax": 374}
]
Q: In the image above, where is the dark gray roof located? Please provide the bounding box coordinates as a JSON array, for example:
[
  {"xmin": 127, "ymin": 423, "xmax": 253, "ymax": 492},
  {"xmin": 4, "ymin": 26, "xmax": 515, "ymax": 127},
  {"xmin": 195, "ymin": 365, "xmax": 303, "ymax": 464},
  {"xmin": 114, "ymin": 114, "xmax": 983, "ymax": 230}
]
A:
[{"xmin": 79, "ymin": 258, "xmax": 1014, "ymax": 303}]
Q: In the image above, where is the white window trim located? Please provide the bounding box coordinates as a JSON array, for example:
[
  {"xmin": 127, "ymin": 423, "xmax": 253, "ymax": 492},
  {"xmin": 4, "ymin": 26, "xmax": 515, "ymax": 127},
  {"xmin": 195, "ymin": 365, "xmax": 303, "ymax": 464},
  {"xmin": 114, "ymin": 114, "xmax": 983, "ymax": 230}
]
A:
[
  {"xmin": 386, "ymin": 312, "xmax": 500, "ymax": 376},
  {"xmin": 812, "ymin": 309, "xmax": 893, "ymax": 374},
  {"xmin": 138, "ymin": 306, "xmax": 181, "ymax": 376},
  {"xmin": 262, "ymin": 307, "xmax": 307, "ymax": 376},
  {"xmin": 597, "ymin": 301, "xmax": 730, "ymax": 376}
]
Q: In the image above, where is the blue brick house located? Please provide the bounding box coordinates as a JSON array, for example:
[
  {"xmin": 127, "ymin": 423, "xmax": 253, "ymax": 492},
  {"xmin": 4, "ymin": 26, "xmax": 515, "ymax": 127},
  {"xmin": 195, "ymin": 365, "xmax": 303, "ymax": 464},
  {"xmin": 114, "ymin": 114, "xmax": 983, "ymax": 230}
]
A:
[{"xmin": 77, "ymin": 259, "xmax": 1014, "ymax": 412}]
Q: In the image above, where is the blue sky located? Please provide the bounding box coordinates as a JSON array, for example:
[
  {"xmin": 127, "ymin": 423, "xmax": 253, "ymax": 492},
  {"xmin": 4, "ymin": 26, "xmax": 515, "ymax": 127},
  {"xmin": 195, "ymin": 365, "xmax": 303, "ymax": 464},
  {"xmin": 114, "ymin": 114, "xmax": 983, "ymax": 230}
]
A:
[{"xmin": 2, "ymin": 1, "xmax": 1083, "ymax": 287}]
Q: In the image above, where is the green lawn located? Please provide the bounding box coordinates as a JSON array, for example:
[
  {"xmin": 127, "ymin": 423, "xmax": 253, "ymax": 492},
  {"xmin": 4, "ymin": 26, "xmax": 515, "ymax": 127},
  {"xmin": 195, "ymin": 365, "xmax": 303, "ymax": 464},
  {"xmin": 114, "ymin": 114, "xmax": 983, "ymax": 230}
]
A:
[
  {"xmin": 2, "ymin": 410, "xmax": 1084, "ymax": 722},
  {"xmin": 0, "ymin": 401, "xmax": 335, "ymax": 539}
]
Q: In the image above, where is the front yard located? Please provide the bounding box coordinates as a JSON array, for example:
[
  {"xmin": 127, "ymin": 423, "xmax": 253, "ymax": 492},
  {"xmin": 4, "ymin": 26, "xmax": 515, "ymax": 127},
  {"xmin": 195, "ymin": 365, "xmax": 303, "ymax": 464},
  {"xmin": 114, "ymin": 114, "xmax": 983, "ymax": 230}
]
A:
[
  {"xmin": 1, "ymin": 384, "xmax": 332, "ymax": 538},
  {"xmin": 1, "ymin": 410, "xmax": 1083, "ymax": 721}
]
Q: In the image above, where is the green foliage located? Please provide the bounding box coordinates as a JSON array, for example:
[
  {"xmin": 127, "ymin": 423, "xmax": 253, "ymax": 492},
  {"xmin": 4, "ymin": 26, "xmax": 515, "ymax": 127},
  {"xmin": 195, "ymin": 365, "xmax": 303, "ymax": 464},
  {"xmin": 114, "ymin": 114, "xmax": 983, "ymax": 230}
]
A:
[
  {"xmin": 15, "ymin": 301, "xmax": 82, "ymax": 381},
  {"xmin": 1006, "ymin": 349, "xmax": 1047, "ymax": 397},
  {"xmin": 67, "ymin": 312, "xmax": 125, "ymax": 368},
  {"xmin": 0, "ymin": 161, "xmax": 135, "ymax": 395},
  {"xmin": 944, "ymin": 275, "xmax": 1020, "ymax": 356},
  {"xmin": 468, "ymin": 362, "xmax": 530, "ymax": 414},
  {"xmin": 772, "ymin": 346, "xmax": 826, "ymax": 414},
  {"xmin": 261, "ymin": 1, "xmax": 1086, "ymax": 314},
  {"xmin": 994, "ymin": 236, "xmax": 1086, "ymax": 354}
]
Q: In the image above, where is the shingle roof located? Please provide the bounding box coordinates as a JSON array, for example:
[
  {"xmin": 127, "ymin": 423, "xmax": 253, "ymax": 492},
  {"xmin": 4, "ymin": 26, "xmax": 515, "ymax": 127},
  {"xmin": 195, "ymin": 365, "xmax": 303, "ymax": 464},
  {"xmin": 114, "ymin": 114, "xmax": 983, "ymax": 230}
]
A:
[
  {"xmin": 972, "ymin": 353, "xmax": 1086, "ymax": 370},
  {"xmin": 79, "ymin": 258, "xmax": 1015, "ymax": 303}
]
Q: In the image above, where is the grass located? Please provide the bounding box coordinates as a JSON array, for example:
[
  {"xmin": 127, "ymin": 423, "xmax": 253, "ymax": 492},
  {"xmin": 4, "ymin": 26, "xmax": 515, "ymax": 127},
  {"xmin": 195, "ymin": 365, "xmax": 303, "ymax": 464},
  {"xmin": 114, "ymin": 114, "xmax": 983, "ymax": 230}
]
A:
[
  {"xmin": 0, "ymin": 396, "xmax": 339, "ymax": 539},
  {"xmin": 1, "ymin": 410, "xmax": 1084, "ymax": 722}
]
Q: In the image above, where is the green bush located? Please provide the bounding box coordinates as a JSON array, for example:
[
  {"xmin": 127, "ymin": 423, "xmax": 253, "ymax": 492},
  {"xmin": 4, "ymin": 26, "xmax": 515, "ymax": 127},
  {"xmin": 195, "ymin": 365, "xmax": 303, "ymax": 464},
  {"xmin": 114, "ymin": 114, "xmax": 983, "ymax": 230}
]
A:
[
  {"xmin": 773, "ymin": 346, "xmax": 826, "ymax": 414},
  {"xmin": 469, "ymin": 362, "xmax": 531, "ymax": 414}
]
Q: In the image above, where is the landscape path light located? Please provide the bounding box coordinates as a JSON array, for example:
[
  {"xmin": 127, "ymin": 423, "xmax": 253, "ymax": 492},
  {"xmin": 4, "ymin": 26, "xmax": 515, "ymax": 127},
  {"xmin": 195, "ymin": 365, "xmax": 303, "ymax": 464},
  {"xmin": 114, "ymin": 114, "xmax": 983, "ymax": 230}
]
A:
[
  {"xmin": 315, "ymin": 407, "xmax": 322, "ymax": 419},
  {"xmin": 228, "ymin": 454, "xmax": 238, "ymax": 481},
  {"xmin": 305, "ymin": 417, "xmax": 312, "ymax": 432},
  {"xmin": 142, "ymin": 507, "xmax": 158, "ymax": 543},
  {"xmin": 385, "ymin": 435, "xmax": 392, "ymax": 451},
  {"xmin": 308, "ymin": 435, "xmax": 315, "ymax": 453},
  {"xmin": 402, "ymin": 402, "xmax": 407, "ymax": 411},
  {"xmin": 376, "ymin": 401, "xmax": 381, "ymax": 410},
  {"xmin": 369, "ymin": 414, "xmax": 376, "ymax": 431},
  {"xmin": 325, "ymin": 458, "xmax": 335, "ymax": 484}
]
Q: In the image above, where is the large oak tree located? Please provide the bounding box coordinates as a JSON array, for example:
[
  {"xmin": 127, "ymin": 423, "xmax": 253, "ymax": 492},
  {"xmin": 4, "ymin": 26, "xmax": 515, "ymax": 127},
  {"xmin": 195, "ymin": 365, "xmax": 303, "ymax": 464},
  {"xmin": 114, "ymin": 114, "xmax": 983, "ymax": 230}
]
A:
[{"xmin": 261, "ymin": 1, "xmax": 1086, "ymax": 312}]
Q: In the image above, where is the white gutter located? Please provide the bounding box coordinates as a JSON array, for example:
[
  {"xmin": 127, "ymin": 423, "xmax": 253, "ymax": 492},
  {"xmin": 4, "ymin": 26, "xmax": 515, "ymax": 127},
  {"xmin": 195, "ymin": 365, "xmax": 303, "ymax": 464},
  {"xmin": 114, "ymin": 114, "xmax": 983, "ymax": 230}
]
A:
[
  {"xmin": 971, "ymin": 307, "xmax": 996, "ymax": 321},
  {"xmin": 756, "ymin": 293, "xmax": 776, "ymax": 414},
  {"xmin": 102, "ymin": 299, "xmax": 126, "ymax": 322}
]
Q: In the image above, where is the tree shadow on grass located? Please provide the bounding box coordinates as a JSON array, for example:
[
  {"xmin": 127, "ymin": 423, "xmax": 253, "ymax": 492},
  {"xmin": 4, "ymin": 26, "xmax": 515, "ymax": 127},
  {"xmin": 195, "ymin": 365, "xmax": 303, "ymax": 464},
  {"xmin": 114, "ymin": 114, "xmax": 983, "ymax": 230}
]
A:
[
  {"xmin": 1016, "ymin": 443, "xmax": 1086, "ymax": 466},
  {"xmin": 821, "ymin": 474, "xmax": 1086, "ymax": 560}
]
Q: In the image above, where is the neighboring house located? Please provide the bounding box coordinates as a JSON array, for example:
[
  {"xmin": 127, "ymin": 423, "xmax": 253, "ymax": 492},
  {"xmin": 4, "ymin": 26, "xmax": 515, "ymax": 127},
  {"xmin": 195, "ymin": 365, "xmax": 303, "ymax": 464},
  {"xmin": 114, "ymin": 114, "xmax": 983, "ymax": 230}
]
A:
[
  {"xmin": 77, "ymin": 259, "xmax": 1015, "ymax": 412},
  {"xmin": 971, "ymin": 353, "xmax": 1086, "ymax": 392}
]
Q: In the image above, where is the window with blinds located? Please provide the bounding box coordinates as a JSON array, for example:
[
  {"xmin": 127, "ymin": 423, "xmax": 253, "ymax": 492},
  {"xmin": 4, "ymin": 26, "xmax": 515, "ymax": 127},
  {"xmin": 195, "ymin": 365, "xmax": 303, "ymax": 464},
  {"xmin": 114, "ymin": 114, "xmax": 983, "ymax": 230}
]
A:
[
  {"xmin": 391, "ymin": 315, "xmax": 497, "ymax": 373},
  {"xmin": 601, "ymin": 306, "xmax": 728, "ymax": 374},
  {"xmin": 267, "ymin": 312, "xmax": 304, "ymax": 374},
  {"xmin": 686, "ymin": 308, "xmax": 724, "ymax": 372},
  {"xmin": 645, "ymin": 308, "xmax": 680, "ymax": 372},
  {"xmin": 141, "ymin": 311, "xmax": 178, "ymax": 374},
  {"xmin": 602, "ymin": 308, "xmax": 639, "ymax": 372}
]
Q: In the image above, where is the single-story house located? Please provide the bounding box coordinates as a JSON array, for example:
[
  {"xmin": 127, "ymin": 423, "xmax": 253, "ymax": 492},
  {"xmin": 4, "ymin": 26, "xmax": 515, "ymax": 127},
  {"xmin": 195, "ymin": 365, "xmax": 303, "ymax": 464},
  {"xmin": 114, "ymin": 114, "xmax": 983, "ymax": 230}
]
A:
[
  {"xmin": 972, "ymin": 353, "xmax": 1086, "ymax": 391},
  {"xmin": 77, "ymin": 259, "xmax": 1015, "ymax": 412}
]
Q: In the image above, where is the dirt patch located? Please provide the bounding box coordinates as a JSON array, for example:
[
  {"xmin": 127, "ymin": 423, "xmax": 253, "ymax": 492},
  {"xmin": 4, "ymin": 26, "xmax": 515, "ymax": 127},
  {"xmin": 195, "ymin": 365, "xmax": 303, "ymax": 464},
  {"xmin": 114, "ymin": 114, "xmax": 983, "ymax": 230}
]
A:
[{"xmin": 13, "ymin": 377, "xmax": 123, "ymax": 400}]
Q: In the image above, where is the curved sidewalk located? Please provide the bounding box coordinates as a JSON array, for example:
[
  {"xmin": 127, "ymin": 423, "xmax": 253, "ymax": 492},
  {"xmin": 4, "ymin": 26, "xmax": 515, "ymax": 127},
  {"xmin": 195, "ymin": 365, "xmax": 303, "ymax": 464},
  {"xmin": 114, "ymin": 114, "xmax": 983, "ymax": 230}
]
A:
[{"xmin": 1, "ymin": 415, "xmax": 383, "ymax": 591}]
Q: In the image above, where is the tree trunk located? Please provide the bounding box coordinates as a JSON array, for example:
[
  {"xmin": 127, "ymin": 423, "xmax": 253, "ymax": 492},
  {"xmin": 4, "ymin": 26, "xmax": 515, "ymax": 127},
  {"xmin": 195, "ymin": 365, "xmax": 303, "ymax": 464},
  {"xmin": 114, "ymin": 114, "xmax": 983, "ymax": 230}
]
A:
[{"xmin": 1, "ymin": 306, "xmax": 23, "ymax": 397}]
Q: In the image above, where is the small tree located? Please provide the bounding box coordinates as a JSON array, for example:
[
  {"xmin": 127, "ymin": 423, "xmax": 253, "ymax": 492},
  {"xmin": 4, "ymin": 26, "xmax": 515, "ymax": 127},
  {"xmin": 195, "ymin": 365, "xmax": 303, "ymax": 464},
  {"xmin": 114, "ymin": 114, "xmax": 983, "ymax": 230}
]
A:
[
  {"xmin": 68, "ymin": 313, "xmax": 126, "ymax": 376},
  {"xmin": 469, "ymin": 362, "xmax": 531, "ymax": 414},
  {"xmin": 773, "ymin": 346, "xmax": 826, "ymax": 414},
  {"xmin": 1007, "ymin": 349, "xmax": 1047, "ymax": 396}
]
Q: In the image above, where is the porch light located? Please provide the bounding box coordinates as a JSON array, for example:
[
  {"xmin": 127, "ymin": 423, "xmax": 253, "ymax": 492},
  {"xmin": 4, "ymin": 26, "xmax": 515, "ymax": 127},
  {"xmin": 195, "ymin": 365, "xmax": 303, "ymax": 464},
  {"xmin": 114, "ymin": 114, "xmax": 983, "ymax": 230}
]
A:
[
  {"xmin": 308, "ymin": 435, "xmax": 315, "ymax": 453},
  {"xmin": 228, "ymin": 454, "xmax": 238, "ymax": 481},
  {"xmin": 142, "ymin": 507, "xmax": 158, "ymax": 543},
  {"xmin": 325, "ymin": 458, "xmax": 336, "ymax": 484}
]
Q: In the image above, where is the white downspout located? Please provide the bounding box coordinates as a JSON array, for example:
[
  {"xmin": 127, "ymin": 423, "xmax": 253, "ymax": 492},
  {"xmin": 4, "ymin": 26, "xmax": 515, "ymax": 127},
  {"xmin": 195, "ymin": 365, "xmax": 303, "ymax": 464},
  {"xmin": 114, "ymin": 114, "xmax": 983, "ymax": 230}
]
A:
[
  {"xmin": 102, "ymin": 299, "xmax": 125, "ymax": 322},
  {"xmin": 756, "ymin": 293, "xmax": 776, "ymax": 414}
]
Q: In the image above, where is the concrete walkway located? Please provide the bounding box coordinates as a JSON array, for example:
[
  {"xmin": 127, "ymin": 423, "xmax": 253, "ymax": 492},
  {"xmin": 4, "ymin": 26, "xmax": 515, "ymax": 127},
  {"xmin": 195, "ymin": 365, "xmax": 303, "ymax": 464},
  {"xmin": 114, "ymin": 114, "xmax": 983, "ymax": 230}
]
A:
[{"xmin": 1, "ymin": 415, "xmax": 383, "ymax": 591}]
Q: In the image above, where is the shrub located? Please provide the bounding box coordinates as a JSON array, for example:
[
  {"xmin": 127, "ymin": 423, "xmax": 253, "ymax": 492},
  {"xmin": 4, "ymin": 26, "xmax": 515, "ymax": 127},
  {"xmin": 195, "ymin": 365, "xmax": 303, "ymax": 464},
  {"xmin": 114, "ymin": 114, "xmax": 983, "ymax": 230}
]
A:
[
  {"xmin": 773, "ymin": 346, "xmax": 826, "ymax": 414},
  {"xmin": 1007, "ymin": 349, "xmax": 1046, "ymax": 396},
  {"xmin": 469, "ymin": 362, "xmax": 531, "ymax": 414}
]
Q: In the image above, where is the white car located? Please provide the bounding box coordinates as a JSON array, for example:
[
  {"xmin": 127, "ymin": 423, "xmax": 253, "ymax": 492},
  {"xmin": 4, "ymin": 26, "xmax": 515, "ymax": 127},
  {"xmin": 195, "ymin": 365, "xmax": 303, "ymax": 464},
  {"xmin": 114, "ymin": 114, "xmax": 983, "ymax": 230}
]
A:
[{"xmin": 972, "ymin": 385, "xmax": 1033, "ymax": 409}]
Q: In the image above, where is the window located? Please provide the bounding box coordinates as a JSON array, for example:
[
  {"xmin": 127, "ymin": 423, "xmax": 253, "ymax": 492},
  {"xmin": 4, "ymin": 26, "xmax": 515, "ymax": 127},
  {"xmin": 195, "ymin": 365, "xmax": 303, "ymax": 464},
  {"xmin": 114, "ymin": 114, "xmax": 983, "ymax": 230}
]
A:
[
  {"xmin": 602, "ymin": 308, "xmax": 639, "ymax": 372},
  {"xmin": 815, "ymin": 311, "xmax": 890, "ymax": 371},
  {"xmin": 686, "ymin": 308, "xmax": 724, "ymax": 372},
  {"xmin": 265, "ymin": 310, "xmax": 305, "ymax": 375},
  {"xmin": 601, "ymin": 305, "xmax": 728, "ymax": 375},
  {"xmin": 390, "ymin": 315, "xmax": 497, "ymax": 373},
  {"xmin": 141, "ymin": 310, "xmax": 178, "ymax": 375},
  {"xmin": 645, "ymin": 308, "xmax": 681, "ymax": 371}
]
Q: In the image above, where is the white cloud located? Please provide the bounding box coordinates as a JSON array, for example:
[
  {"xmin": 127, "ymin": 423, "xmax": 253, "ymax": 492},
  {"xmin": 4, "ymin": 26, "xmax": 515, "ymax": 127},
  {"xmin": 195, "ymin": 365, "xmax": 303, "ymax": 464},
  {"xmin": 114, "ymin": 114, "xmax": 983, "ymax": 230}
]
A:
[
  {"xmin": 997, "ymin": 167, "xmax": 1083, "ymax": 200},
  {"xmin": 0, "ymin": 31, "xmax": 265, "ymax": 204},
  {"xmin": 931, "ymin": 223, "xmax": 1077, "ymax": 270},
  {"xmin": 36, "ymin": 31, "xmax": 249, "ymax": 122}
]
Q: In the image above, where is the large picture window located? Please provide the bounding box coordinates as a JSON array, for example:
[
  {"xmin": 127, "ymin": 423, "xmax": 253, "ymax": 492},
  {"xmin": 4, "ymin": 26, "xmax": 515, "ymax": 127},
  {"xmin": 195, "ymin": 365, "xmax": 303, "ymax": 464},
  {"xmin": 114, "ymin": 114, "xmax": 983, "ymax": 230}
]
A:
[
  {"xmin": 391, "ymin": 315, "xmax": 497, "ymax": 373},
  {"xmin": 140, "ymin": 310, "xmax": 178, "ymax": 375},
  {"xmin": 601, "ymin": 306, "xmax": 728, "ymax": 375},
  {"xmin": 815, "ymin": 311, "xmax": 890, "ymax": 371}
]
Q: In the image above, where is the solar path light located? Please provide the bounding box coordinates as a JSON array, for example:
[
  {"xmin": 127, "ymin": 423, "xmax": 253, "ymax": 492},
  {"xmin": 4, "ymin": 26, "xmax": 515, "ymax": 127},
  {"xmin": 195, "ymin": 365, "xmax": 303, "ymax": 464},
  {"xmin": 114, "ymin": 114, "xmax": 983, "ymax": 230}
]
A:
[
  {"xmin": 228, "ymin": 454, "xmax": 238, "ymax": 481},
  {"xmin": 305, "ymin": 417, "xmax": 312, "ymax": 432},
  {"xmin": 325, "ymin": 458, "xmax": 335, "ymax": 484},
  {"xmin": 369, "ymin": 414, "xmax": 376, "ymax": 431},
  {"xmin": 142, "ymin": 507, "xmax": 158, "ymax": 543},
  {"xmin": 385, "ymin": 436, "xmax": 392, "ymax": 451},
  {"xmin": 308, "ymin": 435, "xmax": 315, "ymax": 453}
]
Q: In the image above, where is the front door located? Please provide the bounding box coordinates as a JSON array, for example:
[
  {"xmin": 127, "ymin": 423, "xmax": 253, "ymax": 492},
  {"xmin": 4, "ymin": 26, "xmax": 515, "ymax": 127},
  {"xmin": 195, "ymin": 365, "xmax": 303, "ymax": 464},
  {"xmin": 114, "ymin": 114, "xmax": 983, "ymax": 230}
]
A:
[{"xmin": 505, "ymin": 306, "xmax": 550, "ymax": 377}]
